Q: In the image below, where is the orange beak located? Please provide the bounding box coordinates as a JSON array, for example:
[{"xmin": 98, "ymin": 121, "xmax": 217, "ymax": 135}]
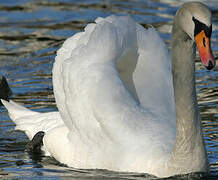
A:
[{"xmin": 195, "ymin": 30, "xmax": 215, "ymax": 70}]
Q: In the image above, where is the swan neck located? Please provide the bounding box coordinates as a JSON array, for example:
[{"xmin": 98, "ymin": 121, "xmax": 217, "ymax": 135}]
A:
[
  {"xmin": 169, "ymin": 24, "xmax": 208, "ymax": 173},
  {"xmin": 172, "ymin": 26, "xmax": 197, "ymax": 126}
]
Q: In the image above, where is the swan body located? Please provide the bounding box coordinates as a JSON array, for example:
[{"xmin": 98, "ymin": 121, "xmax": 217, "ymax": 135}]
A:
[{"xmin": 2, "ymin": 2, "xmax": 215, "ymax": 178}]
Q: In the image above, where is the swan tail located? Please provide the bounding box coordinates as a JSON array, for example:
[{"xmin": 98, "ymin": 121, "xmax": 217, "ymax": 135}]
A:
[
  {"xmin": 1, "ymin": 99, "xmax": 41, "ymax": 138},
  {"xmin": 1, "ymin": 99, "xmax": 39, "ymax": 120},
  {"xmin": 1, "ymin": 99, "xmax": 63, "ymax": 139}
]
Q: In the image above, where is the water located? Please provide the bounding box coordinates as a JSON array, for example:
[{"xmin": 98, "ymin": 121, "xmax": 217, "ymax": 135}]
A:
[{"xmin": 0, "ymin": 0, "xmax": 217, "ymax": 179}]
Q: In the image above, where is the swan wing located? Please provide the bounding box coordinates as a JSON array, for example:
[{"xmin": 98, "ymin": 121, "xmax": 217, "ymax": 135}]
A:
[
  {"xmin": 53, "ymin": 15, "xmax": 140, "ymax": 133},
  {"xmin": 134, "ymin": 24, "xmax": 176, "ymax": 127},
  {"xmin": 53, "ymin": 15, "xmax": 175, "ymax": 147}
]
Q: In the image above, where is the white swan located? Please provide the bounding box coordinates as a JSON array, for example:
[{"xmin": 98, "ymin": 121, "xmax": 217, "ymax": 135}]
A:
[{"xmin": 2, "ymin": 2, "xmax": 216, "ymax": 178}]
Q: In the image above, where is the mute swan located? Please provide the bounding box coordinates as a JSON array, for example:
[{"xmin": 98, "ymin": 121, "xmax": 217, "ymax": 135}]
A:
[{"xmin": 1, "ymin": 2, "xmax": 216, "ymax": 178}]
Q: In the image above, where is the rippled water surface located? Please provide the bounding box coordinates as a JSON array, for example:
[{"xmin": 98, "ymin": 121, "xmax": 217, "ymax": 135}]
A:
[{"xmin": 0, "ymin": 0, "xmax": 217, "ymax": 179}]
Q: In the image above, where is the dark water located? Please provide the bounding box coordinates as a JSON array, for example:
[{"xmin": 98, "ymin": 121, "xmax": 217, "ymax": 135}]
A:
[{"xmin": 0, "ymin": 0, "xmax": 217, "ymax": 179}]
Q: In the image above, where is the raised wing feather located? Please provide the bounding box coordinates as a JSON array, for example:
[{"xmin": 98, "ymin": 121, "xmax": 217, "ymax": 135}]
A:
[
  {"xmin": 53, "ymin": 15, "xmax": 175, "ymax": 147},
  {"xmin": 134, "ymin": 24, "xmax": 176, "ymax": 126}
]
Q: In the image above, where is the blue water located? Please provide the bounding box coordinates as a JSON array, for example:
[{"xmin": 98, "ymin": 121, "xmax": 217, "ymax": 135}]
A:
[{"xmin": 0, "ymin": 0, "xmax": 217, "ymax": 179}]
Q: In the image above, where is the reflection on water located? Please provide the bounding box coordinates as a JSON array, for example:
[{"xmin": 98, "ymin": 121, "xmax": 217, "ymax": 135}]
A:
[{"xmin": 0, "ymin": 0, "xmax": 217, "ymax": 179}]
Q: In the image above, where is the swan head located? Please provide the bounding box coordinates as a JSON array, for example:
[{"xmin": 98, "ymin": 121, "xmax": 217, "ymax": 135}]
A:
[{"xmin": 175, "ymin": 2, "xmax": 215, "ymax": 70}]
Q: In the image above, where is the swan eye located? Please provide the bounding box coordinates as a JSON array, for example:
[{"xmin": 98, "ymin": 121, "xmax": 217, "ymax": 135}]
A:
[
  {"xmin": 192, "ymin": 17, "xmax": 212, "ymax": 38},
  {"xmin": 203, "ymin": 37, "xmax": 206, "ymax": 47}
]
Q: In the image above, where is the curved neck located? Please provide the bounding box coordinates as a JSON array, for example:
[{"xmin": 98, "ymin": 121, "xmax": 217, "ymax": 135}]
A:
[{"xmin": 168, "ymin": 23, "xmax": 208, "ymax": 174}]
